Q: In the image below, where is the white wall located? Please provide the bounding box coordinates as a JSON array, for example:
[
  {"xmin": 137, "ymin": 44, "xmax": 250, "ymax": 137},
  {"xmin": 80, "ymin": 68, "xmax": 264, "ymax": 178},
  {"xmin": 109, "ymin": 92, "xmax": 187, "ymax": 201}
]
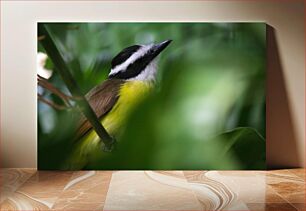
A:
[{"xmin": 1, "ymin": 1, "xmax": 304, "ymax": 168}]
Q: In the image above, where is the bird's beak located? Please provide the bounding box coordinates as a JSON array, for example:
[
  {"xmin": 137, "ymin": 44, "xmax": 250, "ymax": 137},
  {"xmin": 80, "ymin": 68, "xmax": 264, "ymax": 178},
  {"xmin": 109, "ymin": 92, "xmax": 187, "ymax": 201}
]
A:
[{"xmin": 151, "ymin": 40, "xmax": 172, "ymax": 58}]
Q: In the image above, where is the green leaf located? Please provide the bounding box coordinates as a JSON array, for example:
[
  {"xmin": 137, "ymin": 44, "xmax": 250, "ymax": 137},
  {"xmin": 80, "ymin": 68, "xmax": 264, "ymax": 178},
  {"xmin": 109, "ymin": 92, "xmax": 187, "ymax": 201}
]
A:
[
  {"xmin": 84, "ymin": 126, "xmax": 266, "ymax": 170},
  {"xmin": 212, "ymin": 127, "xmax": 266, "ymax": 170}
]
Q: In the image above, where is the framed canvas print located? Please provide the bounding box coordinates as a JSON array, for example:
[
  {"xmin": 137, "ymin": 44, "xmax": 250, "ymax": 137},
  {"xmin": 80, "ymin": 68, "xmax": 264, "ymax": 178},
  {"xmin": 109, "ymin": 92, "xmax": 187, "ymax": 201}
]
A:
[{"xmin": 37, "ymin": 22, "xmax": 266, "ymax": 170}]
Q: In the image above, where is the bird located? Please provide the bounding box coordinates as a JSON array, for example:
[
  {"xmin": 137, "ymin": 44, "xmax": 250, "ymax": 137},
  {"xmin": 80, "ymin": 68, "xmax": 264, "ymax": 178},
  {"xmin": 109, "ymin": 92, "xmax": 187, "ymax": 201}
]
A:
[{"xmin": 64, "ymin": 40, "xmax": 172, "ymax": 169}]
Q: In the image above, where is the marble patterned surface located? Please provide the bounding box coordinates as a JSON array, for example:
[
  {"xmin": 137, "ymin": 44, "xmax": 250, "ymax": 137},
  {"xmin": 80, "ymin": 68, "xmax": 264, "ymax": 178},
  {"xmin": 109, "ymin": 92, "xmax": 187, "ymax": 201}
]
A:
[{"xmin": 0, "ymin": 169, "xmax": 304, "ymax": 210}]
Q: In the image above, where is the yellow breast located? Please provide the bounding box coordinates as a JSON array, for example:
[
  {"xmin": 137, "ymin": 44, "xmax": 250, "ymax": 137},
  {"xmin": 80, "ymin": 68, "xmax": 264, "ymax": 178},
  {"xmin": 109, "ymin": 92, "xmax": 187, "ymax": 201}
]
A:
[
  {"xmin": 102, "ymin": 80, "xmax": 153, "ymax": 135},
  {"xmin": 64, "ymin": 81, "xmax": 152, "ymax": 169},
  {"xmin": 65, "ymin": 80, "xmax": 153, "ymax": 169},
  {"xmin": 77, "ymin": 80, "xmax": 153, "ymax": 152}
]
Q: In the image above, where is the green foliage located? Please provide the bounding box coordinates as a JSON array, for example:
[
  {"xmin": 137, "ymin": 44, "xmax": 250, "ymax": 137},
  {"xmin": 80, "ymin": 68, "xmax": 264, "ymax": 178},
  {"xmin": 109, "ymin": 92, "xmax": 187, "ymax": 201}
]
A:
[
  {"xmin": 38, "ymin": 23, "xmax": 266, "ymax": 170},
  {"xmin": 216, "ymin": 127, "xmax": 266, "ymax": 170},
  {"xmin": 111, "ymin": 127, "xmax": 265, "ymax": 170}
]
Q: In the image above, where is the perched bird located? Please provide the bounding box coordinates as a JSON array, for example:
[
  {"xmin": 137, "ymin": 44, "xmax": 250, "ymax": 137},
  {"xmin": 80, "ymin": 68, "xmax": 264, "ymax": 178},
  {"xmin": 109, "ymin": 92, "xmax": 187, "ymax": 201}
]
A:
[{"xmin": 64, "ymin": 40, "xmax": 172, "ymax": 169}]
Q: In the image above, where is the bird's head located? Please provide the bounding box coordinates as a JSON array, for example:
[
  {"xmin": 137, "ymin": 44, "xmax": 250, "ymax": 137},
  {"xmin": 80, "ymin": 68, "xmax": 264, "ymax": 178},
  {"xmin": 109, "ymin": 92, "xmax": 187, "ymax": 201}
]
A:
[{"xmin": 108, "ymin": 40, "xmax": 172, "ymax": 81}]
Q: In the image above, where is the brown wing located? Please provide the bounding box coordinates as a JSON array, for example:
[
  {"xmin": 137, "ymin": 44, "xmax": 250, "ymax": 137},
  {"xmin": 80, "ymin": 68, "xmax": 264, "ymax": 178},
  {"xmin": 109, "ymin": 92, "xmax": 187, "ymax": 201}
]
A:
[{"xmin": 75, "ymin": 79, "xmax": 124, "ymax": 140}]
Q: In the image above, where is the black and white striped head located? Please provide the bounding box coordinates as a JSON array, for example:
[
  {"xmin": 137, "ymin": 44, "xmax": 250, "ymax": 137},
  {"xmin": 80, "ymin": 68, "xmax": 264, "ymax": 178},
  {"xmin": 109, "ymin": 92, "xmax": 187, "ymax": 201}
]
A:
[{"xmin": 108, "ymin": 40, "xmax": 172, "ymax": 81}]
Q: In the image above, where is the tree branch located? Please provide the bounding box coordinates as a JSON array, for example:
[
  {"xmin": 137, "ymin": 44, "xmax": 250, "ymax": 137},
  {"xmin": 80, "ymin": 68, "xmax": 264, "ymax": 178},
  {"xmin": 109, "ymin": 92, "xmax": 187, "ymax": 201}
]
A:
[
  {"xmin": 38, "ymin": 94, "xmax": 69, "ymax": 110},
  {"xmin": 38, "ymin": 24, "xmax": 116, "ymax": 152},
  {"xmin": 38, "ymin": 74, "xmax": 72, "ymax": 107}
]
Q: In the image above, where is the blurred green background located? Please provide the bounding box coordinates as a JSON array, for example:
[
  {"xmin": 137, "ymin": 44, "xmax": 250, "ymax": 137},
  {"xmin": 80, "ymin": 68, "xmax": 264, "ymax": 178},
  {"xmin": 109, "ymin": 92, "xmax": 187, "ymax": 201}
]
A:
[{"xmin": 38, "ymin": 23, "xmax": 266, "ymax": 170}]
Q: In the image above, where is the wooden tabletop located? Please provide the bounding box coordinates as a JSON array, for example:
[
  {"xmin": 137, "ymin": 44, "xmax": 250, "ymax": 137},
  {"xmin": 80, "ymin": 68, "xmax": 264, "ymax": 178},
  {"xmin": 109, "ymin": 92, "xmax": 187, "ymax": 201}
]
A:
[{"xmin": 0, "ymin": 169, "xmax": 304, "ymax": 210}]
